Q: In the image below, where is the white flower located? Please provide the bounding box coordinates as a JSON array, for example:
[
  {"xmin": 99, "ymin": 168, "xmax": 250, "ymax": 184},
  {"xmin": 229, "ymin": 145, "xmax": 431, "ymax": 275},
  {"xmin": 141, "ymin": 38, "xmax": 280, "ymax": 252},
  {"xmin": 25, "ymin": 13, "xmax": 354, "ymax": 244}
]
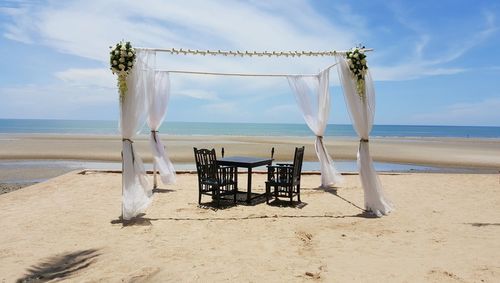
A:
[
  {"xmin": 353, "ymin": 53, "xmax": 358, "ymax": 58},
  {"xmin": 119, "ymin": 64, "xmax": 125, "ymax": 69},
  {"xmin": 362, "ymin": 59, "xmax": 366, "ymax": 64},
  {"xmin": 113, "ymin": 60, "xmax": 117, "ymax": 65},
  {"xmin": 121, "ymin": 45, "xmax": 126, "ymax": 51},
  {"xmin": 128, "ymin": 52, "xmax": 133, "ymax": 57},
  {"xmin": 119, "ymin": 57, "xmax": 125, "ymax": 63},
  {"xmin": 114, "ymin": 50, "xmax": 119, "ymax": 55}
]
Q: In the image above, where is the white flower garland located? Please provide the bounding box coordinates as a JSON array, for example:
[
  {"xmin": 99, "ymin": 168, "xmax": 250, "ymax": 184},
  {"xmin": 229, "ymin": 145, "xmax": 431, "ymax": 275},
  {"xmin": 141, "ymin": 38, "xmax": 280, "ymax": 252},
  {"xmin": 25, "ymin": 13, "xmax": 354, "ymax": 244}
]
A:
[
  {"xmin": 110, "ymin": 41, "xmax": 136, "ymax": 102},
  {"xmin": 346, "ymin": 48, "xmax": 368, "ymax": 100}
]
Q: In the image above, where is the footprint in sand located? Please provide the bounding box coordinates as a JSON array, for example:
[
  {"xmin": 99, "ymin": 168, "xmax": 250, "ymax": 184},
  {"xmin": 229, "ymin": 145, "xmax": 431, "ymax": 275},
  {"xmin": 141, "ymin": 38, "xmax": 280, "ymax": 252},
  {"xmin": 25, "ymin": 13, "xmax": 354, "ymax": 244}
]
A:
[
  {"xmin": 295, "ymin": 230, "xmax": 316, "ymax": 256},
  {"xmin": 427, "ymin": 269, "xmax": 467, "ymax": 283},
  {"xmin": 295, "ymin": 231, "xmax": 313, "ymax": 246},
  {"xmin": 127, "ymin": 267, "xmax": 161, "ymax": 282},
  {"xmin": 304, "ymin": 264, "xmax": 327, "ymax": 280}
]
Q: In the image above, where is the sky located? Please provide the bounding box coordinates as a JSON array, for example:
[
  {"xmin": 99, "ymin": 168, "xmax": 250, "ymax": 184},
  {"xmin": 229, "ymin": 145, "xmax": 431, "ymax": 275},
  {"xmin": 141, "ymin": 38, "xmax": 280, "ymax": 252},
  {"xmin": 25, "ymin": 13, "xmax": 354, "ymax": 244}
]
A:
[{"xmin": 0, "ymin": 0, "xmax": 499, "ymax": 126}]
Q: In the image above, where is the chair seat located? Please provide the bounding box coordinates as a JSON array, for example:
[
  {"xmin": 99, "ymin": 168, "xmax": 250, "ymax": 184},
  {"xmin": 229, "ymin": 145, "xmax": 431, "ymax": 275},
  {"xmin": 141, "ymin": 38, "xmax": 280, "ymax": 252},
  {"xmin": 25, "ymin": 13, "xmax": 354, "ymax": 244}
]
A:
[
  {"xmin": 201, "ymin": 178, "xmax": 237, "ymax": 186},
  {"xmin": 266, "ymin": 179, "xmax": 293, "ymax": 186}
]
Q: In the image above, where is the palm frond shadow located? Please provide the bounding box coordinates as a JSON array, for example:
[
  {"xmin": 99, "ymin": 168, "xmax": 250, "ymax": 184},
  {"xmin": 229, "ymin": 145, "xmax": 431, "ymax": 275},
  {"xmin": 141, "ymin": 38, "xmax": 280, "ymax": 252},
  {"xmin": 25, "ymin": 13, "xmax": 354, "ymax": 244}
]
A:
[{"xmin": 17, "ymin": 249, "xmax": 100, "ymax": 283}]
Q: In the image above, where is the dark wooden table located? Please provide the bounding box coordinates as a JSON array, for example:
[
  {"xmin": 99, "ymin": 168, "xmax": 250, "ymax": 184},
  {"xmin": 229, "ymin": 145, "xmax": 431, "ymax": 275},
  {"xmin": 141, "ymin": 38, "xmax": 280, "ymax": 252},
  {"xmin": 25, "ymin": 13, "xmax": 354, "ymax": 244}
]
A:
[{"xmin": 217, "ymin": 156, "xmax": 273, "ymax": 204}]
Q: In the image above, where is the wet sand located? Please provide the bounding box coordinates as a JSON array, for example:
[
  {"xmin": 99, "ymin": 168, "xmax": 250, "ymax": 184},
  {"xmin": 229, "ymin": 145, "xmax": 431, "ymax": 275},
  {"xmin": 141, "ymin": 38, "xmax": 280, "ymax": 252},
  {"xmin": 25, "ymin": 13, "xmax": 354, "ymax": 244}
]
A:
[{"xmin": 1, "ymin": 134, "xmax": 500, "ymax": 168}]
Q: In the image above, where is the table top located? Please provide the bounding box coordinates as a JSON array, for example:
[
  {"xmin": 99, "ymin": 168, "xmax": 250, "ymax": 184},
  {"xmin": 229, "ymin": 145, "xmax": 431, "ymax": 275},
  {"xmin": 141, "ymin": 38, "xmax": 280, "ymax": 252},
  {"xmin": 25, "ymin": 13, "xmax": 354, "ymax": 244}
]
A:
[{"xmin": 217, "ymin": 156, "xmax": 273, "ymax": 168}]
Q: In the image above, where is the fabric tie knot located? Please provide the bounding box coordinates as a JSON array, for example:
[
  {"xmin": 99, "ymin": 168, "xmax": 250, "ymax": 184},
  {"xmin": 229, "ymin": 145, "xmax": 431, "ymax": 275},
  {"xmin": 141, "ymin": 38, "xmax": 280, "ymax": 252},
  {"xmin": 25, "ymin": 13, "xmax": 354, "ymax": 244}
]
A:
[
  {"xmin": 360, "ymin": 138, "xmax": 369, "ymax": 143},
  {"xmin": 151, "ymin": 130, "xmax": 159, "ymax": 143},
  {"xmin": 122, "ymin": 138, "xmax": 133, "ymax": 143}
]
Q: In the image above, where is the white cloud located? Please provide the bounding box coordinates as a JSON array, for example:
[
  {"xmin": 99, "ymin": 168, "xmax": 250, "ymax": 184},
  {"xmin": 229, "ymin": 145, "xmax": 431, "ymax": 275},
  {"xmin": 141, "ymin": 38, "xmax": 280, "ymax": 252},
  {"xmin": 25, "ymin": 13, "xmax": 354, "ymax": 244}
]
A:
[
  {"xmin": 369, "ymin": 3, "xmax": 499, "ymax": 81},
  {"xmin": 1, "ymin": 6, "xmax": 34, "ymax": 43},
  {"xmin": 0, "ymin": 0, "xmax": 362, "ymax": 109},
  {"xmin": 261, "ymin": 103, "xmax": 302, "ymax": 123},
  {"xmin": 55, "ymin": 68, "xmax": 115, "ymax": 89},
  {"xmin": 202, "ymin": 102, "xmax": 242, "ymax": 115},
  {"xmin": 1, "ymin": 0, "xmax": 499, "ymax": 124},
  {"xmin": 174, "ymin": 89, "xmax": 219, "ymax": 100},
  {"xmin": 3, "ymin": 0, "xmax": 356, "ymax": 62},
  {"xmin": 412, "ymin": 98, "xmax": 500, "ymax": 126},
  {"xmin": 372, "ymin": 65, "xmax": 466, "ymax": 81},
  {"xmin": 4, "ymin": 0, "xmax": 493, "ymax": 85},
  {"xmin": 0, "ymin": 83, "xmax": 117, "ymax": 119}
]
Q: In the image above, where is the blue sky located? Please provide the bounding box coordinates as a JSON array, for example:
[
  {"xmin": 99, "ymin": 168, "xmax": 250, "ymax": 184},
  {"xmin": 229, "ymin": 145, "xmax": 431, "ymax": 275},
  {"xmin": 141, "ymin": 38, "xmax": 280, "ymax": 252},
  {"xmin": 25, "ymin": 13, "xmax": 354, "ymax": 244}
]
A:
[{"xmin": 0, "ymin": 0, "xmax": 499, "ymax": 126}]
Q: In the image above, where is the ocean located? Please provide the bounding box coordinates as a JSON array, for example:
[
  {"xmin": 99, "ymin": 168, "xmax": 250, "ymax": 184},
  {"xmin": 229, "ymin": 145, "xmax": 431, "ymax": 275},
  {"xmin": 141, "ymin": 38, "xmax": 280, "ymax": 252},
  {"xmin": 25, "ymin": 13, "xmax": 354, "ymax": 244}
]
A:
[{"xmin": 1, "ymin": 119, "xmax": 500, "ymax": 138}]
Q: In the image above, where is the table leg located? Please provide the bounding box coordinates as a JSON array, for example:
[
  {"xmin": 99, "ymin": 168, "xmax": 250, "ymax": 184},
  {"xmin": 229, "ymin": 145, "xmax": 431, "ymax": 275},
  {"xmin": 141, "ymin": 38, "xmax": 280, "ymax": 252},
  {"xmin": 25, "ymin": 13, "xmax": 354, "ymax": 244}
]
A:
[{"xmin": 247, "ymin": 167, "xmax": 252, "ymax": 204}]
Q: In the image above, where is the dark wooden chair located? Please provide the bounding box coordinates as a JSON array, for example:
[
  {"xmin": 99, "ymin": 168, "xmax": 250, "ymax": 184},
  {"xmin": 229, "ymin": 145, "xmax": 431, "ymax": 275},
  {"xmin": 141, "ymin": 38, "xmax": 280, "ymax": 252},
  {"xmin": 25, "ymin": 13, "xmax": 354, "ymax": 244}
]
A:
[
  {"xmin": 194, "ymin": 147, "xmax": 238, "ymax": 206},
  {"xmin": 265, "ymin": 146, "xmax": 304, "ymax": 204}
]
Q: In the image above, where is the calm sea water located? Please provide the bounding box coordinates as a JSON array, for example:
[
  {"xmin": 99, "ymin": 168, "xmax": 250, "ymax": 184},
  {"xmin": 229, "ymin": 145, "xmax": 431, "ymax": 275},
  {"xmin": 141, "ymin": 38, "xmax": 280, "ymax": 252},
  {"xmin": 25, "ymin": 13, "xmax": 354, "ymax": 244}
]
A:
[{"xmin": 1, "ymin": 119, "xmax": 499, "ymax": 138}]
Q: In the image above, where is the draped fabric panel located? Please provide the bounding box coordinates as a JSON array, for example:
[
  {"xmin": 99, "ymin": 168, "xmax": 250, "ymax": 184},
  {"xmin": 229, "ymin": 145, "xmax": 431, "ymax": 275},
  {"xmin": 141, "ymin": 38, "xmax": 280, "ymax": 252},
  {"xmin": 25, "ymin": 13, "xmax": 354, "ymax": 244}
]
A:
[
  {"xmin": 147, "ymin": 69, "xmax": 176, "ymax": 184},
  {"xmin": 287, "ymin": 69, "xmax": 342, "ymax": 188},
  {"xmin": 120, "ymin": 50, "xmax": 152, "ymax": 220},
  {"xmin": 336, "ymin": 54, "xmax": 393, "ymax": 216}
]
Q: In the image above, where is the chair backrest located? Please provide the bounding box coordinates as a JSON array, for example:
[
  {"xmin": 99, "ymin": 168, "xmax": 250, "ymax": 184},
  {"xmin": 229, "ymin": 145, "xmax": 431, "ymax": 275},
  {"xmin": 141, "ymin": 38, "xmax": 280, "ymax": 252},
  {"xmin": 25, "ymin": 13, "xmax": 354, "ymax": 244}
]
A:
[
  {"xmin": 193, "ymin": 147, "xmax": 217, "ymax": 180},
  {"xmin": 292, "ymin": 146, "xmax": 305, "ymax": 181},
  {"xmin": 271, "ymin": 147, "xmax": 275, "ymax": 159}
]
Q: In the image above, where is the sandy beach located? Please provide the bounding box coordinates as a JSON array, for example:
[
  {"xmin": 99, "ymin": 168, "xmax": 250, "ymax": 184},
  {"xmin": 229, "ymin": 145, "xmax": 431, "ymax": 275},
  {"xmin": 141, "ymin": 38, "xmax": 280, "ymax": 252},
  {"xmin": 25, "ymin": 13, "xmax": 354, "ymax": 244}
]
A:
[
  {"xmin": 0, "ymin": 171, "xmax": 499, "ymax": 282},
  {"xmin": 1, "ymin": 134, "xmax": 500, "ymax": 281}
]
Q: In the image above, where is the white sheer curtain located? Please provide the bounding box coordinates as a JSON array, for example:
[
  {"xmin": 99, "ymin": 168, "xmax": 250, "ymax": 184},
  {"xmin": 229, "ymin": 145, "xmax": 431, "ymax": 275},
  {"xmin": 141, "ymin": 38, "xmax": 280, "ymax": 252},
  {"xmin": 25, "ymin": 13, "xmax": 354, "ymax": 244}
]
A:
[
  {"xmin": 147, "ymin": 70, "xmax": 176, "ymax": 185},
  {"xmin": 336, "ymin": 54, "xmax": 393, "ymax": 216},
  {"xmin": 120, "ymin": 50, "xmax": 153, "ymax": 220},
  {"xmin": 287, "ymin": 69, "xmax": 342, "ymax": 188}
]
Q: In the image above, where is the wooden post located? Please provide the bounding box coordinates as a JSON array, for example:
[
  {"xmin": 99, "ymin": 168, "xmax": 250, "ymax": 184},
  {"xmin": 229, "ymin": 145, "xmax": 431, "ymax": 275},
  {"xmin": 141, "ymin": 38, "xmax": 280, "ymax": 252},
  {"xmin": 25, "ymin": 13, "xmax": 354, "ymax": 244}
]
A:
[
  {"xmin": 153, "ymin": 162, "xmax": 158, "ymax": 189},
  {"xmin": 121, "ymin": 150, "xmax": 124, "ymax": 220}
]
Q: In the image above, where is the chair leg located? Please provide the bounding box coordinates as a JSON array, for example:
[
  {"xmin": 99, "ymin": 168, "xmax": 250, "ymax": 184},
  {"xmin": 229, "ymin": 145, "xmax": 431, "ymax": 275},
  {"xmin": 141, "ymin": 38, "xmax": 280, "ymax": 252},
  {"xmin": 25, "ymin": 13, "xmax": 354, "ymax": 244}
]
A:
[
  {"xmin": 233, "ymin": 185, "xmax": 237, "ymax": 204},
  {"xmin": 265, "ymin": 183, "xmax": 269, "ymax": 204},
  {"xmin": 289, "ymin": 185, "xmax": 293, "ymax": 203},
  {"xmin": 216, "ymin": 187, "xmax": 220, "ymax": 207},
  {"xmin": 198, "ymin": 193, "xmax": 202, "ymax": 205},
  {"xmin": 297, "ymin": 184, "xmax": 301, "ymax": 203}
]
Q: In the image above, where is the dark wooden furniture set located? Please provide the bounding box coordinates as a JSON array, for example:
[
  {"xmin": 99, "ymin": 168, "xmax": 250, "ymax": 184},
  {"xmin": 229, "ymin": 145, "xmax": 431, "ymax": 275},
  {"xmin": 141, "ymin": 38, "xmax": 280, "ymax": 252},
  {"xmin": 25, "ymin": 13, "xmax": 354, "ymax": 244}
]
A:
[{"xmin": 193, "ymin": 146, "xmax": 305, "ymax": 207}]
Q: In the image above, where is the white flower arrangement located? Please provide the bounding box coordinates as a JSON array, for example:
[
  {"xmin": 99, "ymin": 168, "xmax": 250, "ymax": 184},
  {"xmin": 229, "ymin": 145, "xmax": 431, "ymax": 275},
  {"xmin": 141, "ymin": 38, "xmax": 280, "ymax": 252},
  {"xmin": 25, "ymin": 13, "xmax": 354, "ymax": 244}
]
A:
[
  {"xmin": 109, "ymin": 41, "xmax": 136, "ymax": 102},
  {"xmin": 346, "ymin": 47, "xmax": 368, "ymax": 100}
]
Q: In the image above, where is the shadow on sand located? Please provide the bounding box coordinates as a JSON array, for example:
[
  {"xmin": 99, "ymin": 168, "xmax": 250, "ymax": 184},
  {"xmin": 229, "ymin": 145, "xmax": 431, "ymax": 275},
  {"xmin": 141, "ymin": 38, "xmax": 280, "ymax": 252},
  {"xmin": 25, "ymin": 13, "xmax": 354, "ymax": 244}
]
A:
[
  {"xmin": 308, "ymin": 186, "xmax": 380, "ymax": 219},
  {"xmin": 110, "ymin": 214, "xmax": 153, "ymax": 227},
  {"xmin": 466, "ymin": 222, "xmax": 500, "ymax": 227},
  {"xmin": 17, "ymin": 249, "xmax": 100, "ymax": 283},
  {"xmin": 152, "ymin": 188, "xmax": 175, "ymax": 194},
  {"xmin": 109, "ymin": 186, "xmax": 379, "ymax": 226}
]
